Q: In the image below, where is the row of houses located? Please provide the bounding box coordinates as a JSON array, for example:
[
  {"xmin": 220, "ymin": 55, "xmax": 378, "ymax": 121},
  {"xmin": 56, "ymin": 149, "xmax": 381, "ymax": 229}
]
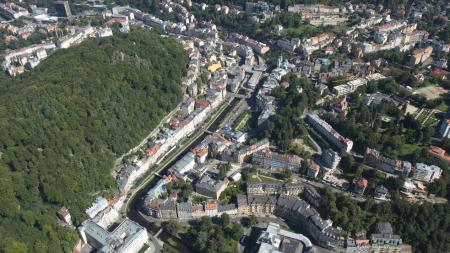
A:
[
  {"xmin": 364, "ymin": 147, "xmax": 442, "ymax": 183},
  {"xmin": 2, "ymin": 25, "xmax": 114, "ymax": 76},
  {"xmin": 253, "ymin": 148, "xmax": 303, "ymax": 172},
  {"xmin": 143, "ymin": 198, "xmax": 237, "ymax": 219},
  {"xmin": 116, "ymin": 32, "xmax": 237, "ymax": 194}
]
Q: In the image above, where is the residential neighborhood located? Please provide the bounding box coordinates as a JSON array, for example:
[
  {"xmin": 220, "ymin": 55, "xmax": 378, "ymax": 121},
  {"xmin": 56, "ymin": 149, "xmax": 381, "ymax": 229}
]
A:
[{"xmin": 1, "ymin": 0, "xmax": 450, "ymax": 252}]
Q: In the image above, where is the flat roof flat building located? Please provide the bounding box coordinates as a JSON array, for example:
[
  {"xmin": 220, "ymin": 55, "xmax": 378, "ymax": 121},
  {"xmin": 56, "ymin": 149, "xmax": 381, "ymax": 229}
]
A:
[{"xmin": 79, "ymin": 218, "xmax": 149, "ymax": 253}]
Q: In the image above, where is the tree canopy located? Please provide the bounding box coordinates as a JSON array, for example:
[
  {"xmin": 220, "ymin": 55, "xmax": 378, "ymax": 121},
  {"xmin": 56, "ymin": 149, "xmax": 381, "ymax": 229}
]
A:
[{"xmin": 0, "ymin": 28, "xmax": 188, "ymax": 252}]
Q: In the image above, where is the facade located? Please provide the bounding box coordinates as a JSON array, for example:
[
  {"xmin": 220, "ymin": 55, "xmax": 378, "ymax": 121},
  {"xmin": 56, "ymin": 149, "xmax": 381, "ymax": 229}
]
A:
[
  {"xmin": 302, "ymin": 185, "xmax": 321, "ymax": 208},
  {"xmin": 176, "ymin": 202, "xmax": 193, "ymax": 219},
  {"xmin": 85, "ymin": 197, "xmax": 109, "ymax": 219},
  {"xmin": 195, "ymin": 173, "xmax": 229, "ymax": 199},
  {"xmin": 345, "ymin": 238, "xmax": 371, "ymax": 253},
  {"xmin": 235, "ymin": 138, "xmax": 270, "ymax": 163},
  {"xmin": 320, "ymin": 148, "xmax": 341, "ymax": 171},
  {"xmin": 307, "ymin": 161, "xmax": 320, "ymax": 178},
  {"xmin": 246, "ymin": 182, "xmax": 304, "ymax": 196},
  {"xmin": 253, "ymin": 148, "xmax": 303, "ymax": 172},
  {"xmin": 364, "ymin": 148, "xmax": 411, "ymax": 176},
  {"xmin": 333, "ymin": 78, "xmax": 368, "ymax": 96},
  {"xmin": 247, "ymin": 195, "xmax": 277, "ymax": 214},
  {"xmin": 160, "ymin": 200, "xmax": 178, "ymax": 219},
  {"xmin": 371, "ymin": 223, "xmax": 403, "ymax": 253},
  {"xmin": 306, "ymin": 114, "xmax": 353, "ymax": 152},
  {"xmin": 57, "ymin": 207, "xmax": 72, "ymax": 225}
]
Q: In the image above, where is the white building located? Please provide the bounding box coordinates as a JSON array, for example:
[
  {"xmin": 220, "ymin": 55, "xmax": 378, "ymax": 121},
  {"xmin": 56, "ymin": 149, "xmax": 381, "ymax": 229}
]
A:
[
  {"xmin": 79, "ymin": 218, "xmax": 149, "ymax": 253},
  {"xmin": 92, "ymin": 206, "xmax": 120, "ymax": 229},
  {"xmin": 413, "ymin": 163, "xmax": 442, "ymax": 183},
  {"xmin": 170, "ymin": 151, "xmax": 196, "ymax": 175},
  {"xmin": 306, "ymin": 114, "xmax": 353, "ymax": 152},
  {"xmin": 96, "ymin": 27, "xmax": 113, "ymax": 38},
  {"xmin": 86, "ymin": 196, "xmax": 109, "ymax": 219},
  {"xmin": 320, "ymin": 148, "xmax": 341, "ymax": 171},
  {"xmin": 257, "ymin": 223, "xmax": 313, "ymax": 253},
  {"xmin": 333, "ymin": 78, "xmax": 368, "ymax": 96}
]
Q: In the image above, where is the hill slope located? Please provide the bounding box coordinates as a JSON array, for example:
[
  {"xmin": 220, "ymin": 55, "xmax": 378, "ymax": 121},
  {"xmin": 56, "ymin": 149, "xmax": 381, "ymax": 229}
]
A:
[{"xmin": 0, "ymin": 29, "xmax": 188, "ymax": 253}]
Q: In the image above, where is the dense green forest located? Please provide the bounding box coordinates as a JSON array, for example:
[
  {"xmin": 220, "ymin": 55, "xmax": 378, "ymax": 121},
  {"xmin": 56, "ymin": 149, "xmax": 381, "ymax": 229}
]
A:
[{"xmin": 0, "ymin": 28, "xmax": 188, "ymax": 252}]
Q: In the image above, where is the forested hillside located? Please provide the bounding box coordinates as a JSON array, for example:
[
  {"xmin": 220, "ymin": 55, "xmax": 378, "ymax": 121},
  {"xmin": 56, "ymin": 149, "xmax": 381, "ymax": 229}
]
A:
[{"xmin": 0, "ymin": 28, "xmax": 188, "ymax": 253}]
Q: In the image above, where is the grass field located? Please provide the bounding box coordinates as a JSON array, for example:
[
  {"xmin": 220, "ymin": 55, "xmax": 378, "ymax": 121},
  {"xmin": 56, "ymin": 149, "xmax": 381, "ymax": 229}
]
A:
[
  {"xmin": 414, "ymin": 85, "xmax": 449, "ymax": 100},
  {"xmin": 436, "ymin": 102, "xmax": 449, "ymax": 112},
  {"xmin": 248, "ymin": 174, "xmax": 282, "ymax": 183},
  {"xmin": 233, "ymin": 110, "xmax": 252, "ymax": 132}
]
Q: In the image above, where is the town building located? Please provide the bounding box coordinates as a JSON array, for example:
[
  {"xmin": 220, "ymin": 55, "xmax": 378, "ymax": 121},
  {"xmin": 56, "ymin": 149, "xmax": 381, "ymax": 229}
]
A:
[
  {"xmin": 428, "ymin": 145, "xmax": 450, "ymax": 164},
  {"xmin": 169, "ymin": 151, "xmax": 196, "ymax": 177},
  {"xmin": 0, "ymin": 3, "xmax": 29, "ymax": 20},
  {"xmin": 319, "ymin": 149, "xmax": 341, "ymax": 172},
  {"xmin": 374, "ymin": 185, "xmax": 390, "ymax": 200},
  {"xmin": 257, "ymin": 223, "xmax": 314, "ymax": 253},
  {"xmin": 229, "ymin": 33, "xmax": 270, "ymax": 55},
  {"xmin": 253, "ymin": 148, "xmax": 303, "ymax": 172},
  {"xmin": 412, "ymin": 163, "xmax": 442, "ymax": 183},
  {"xmin": 410, "ymin": 46, "xmax": 433, "ymax": 65},
  {"xmin": 245, "ymin": 1, "xmax": 270, "ymax": 14},
  {"xmin": 247, "ymin": 182, "xmax": 283, "ymax": 195},
  {"xmin": 332, "ymin": 96, "xmax": 349, "ymax": 116},
  {"xmin": 364, "ymin": 148, "xmax": 411, "ymax": 176},
  {"xmin": 195, "ymin": 172, "xmax": 229, "ymax": 199},
  {"xmin": 301, "ymin": 185, "xmax": 320, "ymax": 208},
  {"xmin": 306, "ymin": 114, "xmax": 353, "ymax": 152},
  {"xmin": 234, "ymin": 138, "xmax": 270, "ymax": 163},
  {"xmin": 333, "ymin": 78, "xmax": 368, "ymax": 96},
  {"xmin": 306, "ymin": 161, "xmax": 320, "ymax": 178},
  {"xmin": 85, "ymin": 196, "xmax": 109, "ymax": 219},
  {"xmin": 79, "ymin": 218, "xmax": 149, "ymax": 253},
  {"xmin": 176, "ymin": 202, "xmax": 193, "ymax": 219},
  {"xmin": 57, "ymin": 207, "xmax": 72, "ymax": 225},
  {"xmin": 371, "ymin": 222, "xmax": 404, "ymax": 253},
  {"xmin": 353, "ymin": 178, "xmax": 368, "ymax": 195},
  {"xmin": 345, "ymin": 238, "xmax": 371, "ymax": 253}
]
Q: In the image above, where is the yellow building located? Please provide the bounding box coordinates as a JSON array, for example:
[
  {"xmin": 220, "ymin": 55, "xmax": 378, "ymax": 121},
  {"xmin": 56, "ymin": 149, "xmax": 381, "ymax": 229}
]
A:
[{"xmin": 207, "ymin": 62, "xmax": 222, "ymax": 72}]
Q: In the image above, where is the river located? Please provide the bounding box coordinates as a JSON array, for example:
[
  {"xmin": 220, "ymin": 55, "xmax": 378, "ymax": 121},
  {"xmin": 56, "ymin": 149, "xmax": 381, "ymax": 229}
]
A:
[{"xmin": 126, "ymin": 97, "xmax": 241, "ymax": 252}]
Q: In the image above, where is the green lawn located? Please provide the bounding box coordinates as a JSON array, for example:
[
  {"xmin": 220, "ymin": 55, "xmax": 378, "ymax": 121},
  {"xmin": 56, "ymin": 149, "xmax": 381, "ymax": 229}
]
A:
[
  {"xmin": 247, "ymin": 174, "xmax": 282, "ymax": 183},
  {"xmin": 138, "ymin": 244, "xmax": 150, "ymax": 253},
  {"xmin": 398, "ymin": 143, "xmax": 422, "ymax": 159},
  {"xmin": 304, "ymin": 135, "xmax": 318, "ymax": 152},
  {"xmin": 234, "ymin": 110, "xmax": 252, "ymax": 132},
  {"xmin": 163, "ymin": 242, "xmax": 182, "ymax": 253},
  {"xmin": 435, "ymin": 102, "xmax": 449, "ymax": 112}
]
